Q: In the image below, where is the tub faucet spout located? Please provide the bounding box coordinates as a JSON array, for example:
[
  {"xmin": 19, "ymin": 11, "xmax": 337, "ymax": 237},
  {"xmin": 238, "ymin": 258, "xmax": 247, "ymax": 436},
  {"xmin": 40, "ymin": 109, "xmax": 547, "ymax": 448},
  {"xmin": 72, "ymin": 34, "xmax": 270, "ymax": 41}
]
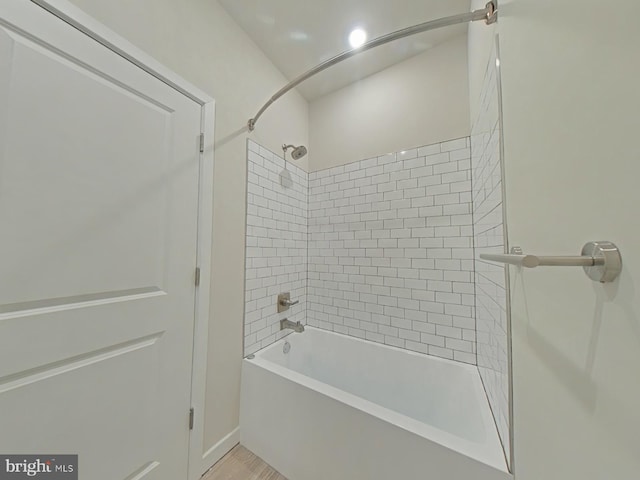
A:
[{"xmin": 280, "ymin": 318, "xmax": 305, "ymax": 333}]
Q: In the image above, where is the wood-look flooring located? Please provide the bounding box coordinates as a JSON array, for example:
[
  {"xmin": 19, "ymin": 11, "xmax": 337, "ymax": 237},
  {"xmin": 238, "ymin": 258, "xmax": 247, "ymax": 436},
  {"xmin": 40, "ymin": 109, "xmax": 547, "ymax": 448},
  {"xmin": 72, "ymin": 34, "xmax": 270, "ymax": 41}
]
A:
[{"xmin": 202, "ymin": 445, "xmax": 288, "ymax": 480}]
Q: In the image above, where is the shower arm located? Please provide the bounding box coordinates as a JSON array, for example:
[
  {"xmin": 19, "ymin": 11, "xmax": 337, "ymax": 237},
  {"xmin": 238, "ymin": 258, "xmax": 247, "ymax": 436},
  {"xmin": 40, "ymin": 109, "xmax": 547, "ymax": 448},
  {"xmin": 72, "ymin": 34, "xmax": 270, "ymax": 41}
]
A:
[{"xmin": 247, "ymin": 2, "xmax": 497, "ymax": 131}]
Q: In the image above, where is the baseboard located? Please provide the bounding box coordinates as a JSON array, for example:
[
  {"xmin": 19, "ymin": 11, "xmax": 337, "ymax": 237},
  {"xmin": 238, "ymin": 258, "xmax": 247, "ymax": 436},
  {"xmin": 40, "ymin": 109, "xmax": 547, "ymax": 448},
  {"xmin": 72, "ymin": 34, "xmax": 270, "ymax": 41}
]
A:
[{"xmin": 200, "ymin": 427, "xmax": 240, "ymax": 476}]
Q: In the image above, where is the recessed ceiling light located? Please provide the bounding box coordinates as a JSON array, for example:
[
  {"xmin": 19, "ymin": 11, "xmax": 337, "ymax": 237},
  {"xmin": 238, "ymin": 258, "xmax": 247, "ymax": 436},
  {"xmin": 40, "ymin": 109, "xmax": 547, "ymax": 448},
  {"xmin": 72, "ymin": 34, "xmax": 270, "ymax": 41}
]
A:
[{"xmin": 349, "ymin": 28, "xmax": 367, "ymax": 49}]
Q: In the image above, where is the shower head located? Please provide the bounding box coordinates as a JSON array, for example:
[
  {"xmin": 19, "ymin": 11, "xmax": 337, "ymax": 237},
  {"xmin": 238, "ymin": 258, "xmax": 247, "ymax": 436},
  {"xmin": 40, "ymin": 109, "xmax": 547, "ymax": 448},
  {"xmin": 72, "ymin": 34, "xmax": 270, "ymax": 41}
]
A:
[{"xmin": 282, "ymin": 144, "xmax": 308, "ymax": 161}]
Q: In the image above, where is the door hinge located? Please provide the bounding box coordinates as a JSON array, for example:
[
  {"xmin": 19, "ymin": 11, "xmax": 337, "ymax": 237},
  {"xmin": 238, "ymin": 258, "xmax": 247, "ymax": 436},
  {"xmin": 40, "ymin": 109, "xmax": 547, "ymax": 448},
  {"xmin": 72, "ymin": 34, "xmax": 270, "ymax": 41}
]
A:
[
  {"xmin": 199, "ymin": 133, "xmax": 205, "ymax": 153},
  {"xmin": 189, "ymin": 408, "xmax": 194, "ymax": 430},
  {"xmin": 195, "ymin": 267, "xmax": 201, "ymax": 287}
]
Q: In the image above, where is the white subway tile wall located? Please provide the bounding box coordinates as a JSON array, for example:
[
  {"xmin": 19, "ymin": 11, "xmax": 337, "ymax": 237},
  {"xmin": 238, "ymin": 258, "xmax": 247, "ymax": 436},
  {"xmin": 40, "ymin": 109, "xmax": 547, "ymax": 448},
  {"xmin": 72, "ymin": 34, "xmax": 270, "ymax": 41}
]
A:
[
  {"xmin": 244, "ymin": 140, "xmax": 308, "ymax": 356},
  {"xmin": 471, "ymin": 42, "xmax": 510, "ymax": 464},
  {"xmin": 307, "ymin": 138, "xmax": 476, "ymax": 363}
]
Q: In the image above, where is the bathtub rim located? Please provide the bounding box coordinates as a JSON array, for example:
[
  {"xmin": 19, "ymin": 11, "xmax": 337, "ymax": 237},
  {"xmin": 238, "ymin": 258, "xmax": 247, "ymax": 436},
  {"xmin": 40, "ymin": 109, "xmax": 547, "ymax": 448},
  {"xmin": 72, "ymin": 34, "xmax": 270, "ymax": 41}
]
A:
[{"xmin": 244, "ymin": 326, "xmax": 510, "ymax": 474}]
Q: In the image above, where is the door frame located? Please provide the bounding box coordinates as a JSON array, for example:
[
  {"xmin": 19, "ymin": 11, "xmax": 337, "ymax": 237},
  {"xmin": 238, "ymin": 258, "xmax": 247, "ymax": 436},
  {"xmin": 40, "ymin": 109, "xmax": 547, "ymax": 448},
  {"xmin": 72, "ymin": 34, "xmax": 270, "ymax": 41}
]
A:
[{"xmin": 25, "ymin": 2, "xmax": 215, "ymax": 479}]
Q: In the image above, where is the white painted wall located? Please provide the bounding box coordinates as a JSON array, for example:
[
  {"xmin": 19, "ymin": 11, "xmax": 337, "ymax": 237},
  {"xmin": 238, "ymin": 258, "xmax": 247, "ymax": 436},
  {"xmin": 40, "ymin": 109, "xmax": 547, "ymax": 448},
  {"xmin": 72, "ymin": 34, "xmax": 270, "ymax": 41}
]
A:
[
  {"xmin": 309, "ymin": 35, "xmax": 470, "ymax": 171},
  {"xmin": 65, "ymin": 0, "xmax": 309, "ymax": 470},
  {"xmin": 467, "ymin": 0, "xmax": 496, "ymax": 128},
  {"xmin": 469, "ymin": 0, "xmax": 640, "ymax": 478}
]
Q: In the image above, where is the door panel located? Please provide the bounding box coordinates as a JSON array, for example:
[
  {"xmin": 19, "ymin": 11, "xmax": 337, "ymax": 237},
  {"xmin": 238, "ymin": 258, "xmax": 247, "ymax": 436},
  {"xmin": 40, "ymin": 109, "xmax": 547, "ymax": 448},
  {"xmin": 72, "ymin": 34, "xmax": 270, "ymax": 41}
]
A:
[
  {"xmin": 0, "ymin": 28, "xmax": 172, "ymax": 306},
  {"xmin": 0, "ymin": 2, "xmax": 202, "ymax": 479}
]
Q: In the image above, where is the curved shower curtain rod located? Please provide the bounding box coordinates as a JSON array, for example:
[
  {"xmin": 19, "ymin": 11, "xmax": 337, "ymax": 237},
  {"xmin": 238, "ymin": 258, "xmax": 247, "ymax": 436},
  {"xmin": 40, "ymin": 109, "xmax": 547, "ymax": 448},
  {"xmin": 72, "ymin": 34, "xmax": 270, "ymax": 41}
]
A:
[{"xmin": 248, "ymin": 2, "xmax": 497, "ymax": 131}]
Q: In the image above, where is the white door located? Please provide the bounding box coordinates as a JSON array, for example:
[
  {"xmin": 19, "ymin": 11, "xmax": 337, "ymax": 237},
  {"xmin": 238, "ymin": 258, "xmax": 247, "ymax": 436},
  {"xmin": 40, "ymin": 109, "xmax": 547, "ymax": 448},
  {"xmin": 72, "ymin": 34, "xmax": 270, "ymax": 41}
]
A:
[{"xmin": 0, "ymin": 2, "xmax": 203, "ymax": 479}]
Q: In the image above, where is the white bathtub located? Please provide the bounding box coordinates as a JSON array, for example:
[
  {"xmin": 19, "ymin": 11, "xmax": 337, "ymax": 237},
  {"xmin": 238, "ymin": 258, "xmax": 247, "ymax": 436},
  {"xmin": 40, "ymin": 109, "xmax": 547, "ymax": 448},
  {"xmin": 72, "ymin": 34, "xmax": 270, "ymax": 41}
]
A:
[{"xmin": 240, "ymin": 327, "xmax": 511, "ymax": 480}]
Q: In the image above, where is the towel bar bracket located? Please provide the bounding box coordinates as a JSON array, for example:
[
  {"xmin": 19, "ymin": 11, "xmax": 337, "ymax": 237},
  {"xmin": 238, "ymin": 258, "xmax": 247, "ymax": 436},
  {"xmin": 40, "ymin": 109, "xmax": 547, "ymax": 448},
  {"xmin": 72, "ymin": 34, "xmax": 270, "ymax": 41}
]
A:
[{"xmin": 581, "ymin": 241, "xmax": 622, "ymax": 283}]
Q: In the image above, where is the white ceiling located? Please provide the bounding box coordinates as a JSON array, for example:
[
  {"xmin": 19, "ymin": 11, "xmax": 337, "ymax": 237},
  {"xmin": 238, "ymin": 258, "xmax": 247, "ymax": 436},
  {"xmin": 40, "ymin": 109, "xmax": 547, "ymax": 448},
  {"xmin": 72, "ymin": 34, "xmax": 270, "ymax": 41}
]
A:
[{"xmin": 218, "ymin": 0, "xmax": 471, "ymax": 101}]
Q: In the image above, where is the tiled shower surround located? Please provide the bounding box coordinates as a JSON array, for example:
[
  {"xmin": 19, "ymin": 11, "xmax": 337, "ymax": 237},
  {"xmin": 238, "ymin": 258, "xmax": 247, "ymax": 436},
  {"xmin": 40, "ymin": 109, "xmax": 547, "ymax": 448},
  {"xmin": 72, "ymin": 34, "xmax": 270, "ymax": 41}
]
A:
[
  {"xmin": 245, "ymin": 139, "xmax": 477, "ymax": 362},
  {"xmin": 244, "ymin": 140, "xmax": 308, "ymax": 356},
  {"xmin": 471, "ymin": 41, "xmax": 511, "ymax": 464},
  {"xmin": 307, "ymin": 139, "xmax": 476, "ymax": 363}
]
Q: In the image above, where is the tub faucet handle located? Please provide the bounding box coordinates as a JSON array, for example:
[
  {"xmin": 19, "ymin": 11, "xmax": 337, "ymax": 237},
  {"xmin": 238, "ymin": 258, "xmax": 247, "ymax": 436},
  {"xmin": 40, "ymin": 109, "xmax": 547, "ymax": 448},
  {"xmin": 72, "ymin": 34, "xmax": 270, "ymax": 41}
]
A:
[{"xmin": 277, "ymin": 292, "xmax": 299, "ymax": 312}]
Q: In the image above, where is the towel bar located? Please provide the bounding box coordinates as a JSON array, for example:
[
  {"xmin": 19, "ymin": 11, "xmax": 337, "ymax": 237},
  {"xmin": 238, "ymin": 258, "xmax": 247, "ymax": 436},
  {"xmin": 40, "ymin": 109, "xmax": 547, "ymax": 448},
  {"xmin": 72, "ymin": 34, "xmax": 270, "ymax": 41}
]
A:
[{"xmin": 479, "ymin": 241, "xmax": 622, "ymax": 283}]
